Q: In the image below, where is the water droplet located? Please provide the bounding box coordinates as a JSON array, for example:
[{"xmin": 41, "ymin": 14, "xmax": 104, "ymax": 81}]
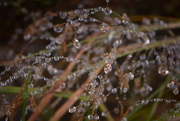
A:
[
  {"xmin": 158, "ymin": 66, "xmax": 169, "ymax": 76},
  {"xmin": 167, "ymin": 82, "xmax": 175, "ymax": 89},
  {"xmin": 100, "ymin": 24, "xmax": 111, "ymax": 33},
  {"xmin": 54, "ymin": 56, "xmax": 60, "ymax": 61},
  {"xmin": 101, "ymin": 53, "xmax": 109, "ymax": 59},
  {"xmin": 124, "ymin": 72, "xmax": 134, "ymax": 81},
  {"xmin": 28, "ymin": 83, "xmax": 34, "ymax": 88},
  {"xmin": 102, "ymin": 7, "xmax": 112, "ymax": 15},
  {"xmin": 173, "ymin": 88, "xmax": 179, "ymax": 95},
  {"xmin": 93, "ymin": 114, "xmax": 99, "ymax": 120},
  {"xmin": 139, "ymin": 54, "xmax": 146, "ymax": 60},
  {"xmin": 55, "ymin": 35, "xmax": 64, "ymax": 44},
  {"xmin": 59, "ymin": 83, "xmax": 66, "ymax": 89},
  {"xmin": 88, "ymin": 115, "xmax": 93, "ymax": 120},
  {"xmin": 66, "ymin": 57, "xmax": 73, "ymax": 62},
  {"xmin": 59, "ymin": 12, "xmax": 68, "ymax": 19},
  {"xmin": 112, "ymin": 88, "xmax": 117, "ymax": 93},
  {"xmin": 84, "ymin": 102, "xmax": 90, "ymax": 107},
  {"xmin": 102, "ymin": 78, "xmax": 109, "ymax": 84},
  {"xmin": 54, "ymin": 24, "xmax": 64, "ymax": 33},
  {"xmin": 73, "ymin": 38, "xmax": 81, "ymax": 49},
  {"xmin": 123, "ymin": 88, "xmax": 128, "ymax": 93},
  {"xmin": 113, "ymin": 108, "xmax": 119, "ymax": 114},
  {"xmin": 23, "ymin": 34, "xmax": 31, "ymax": 41},
  {"xmin": 122, "ymin": 117, "xmax": 127, "ymax": 121},
  {"xmin": 6, "ymin": 110, "xmax": 11, "ymax": 116},
  {"xmin": 69, "ymin": 106, "xmax": 76, "ymax": 113},
  {"xmin": 104, "ymin": 63, "xmax": 112, "ymax": 73}
]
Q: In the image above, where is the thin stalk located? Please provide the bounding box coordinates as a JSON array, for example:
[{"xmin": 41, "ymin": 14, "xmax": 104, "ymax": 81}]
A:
[
  {"xmin": 22, "ymin": 66, "xmax": 33, "ymax": 121},
  {"xmin": 127, "ymin": 75, "xmax": 171, "ymax": 120},
  {"xmin": 146, "ymin": 76, "xmax": 170, "ymax": 121},
  {"xmin": 99, "ymin": 103, "xmax": 115, "ymax": 121}
]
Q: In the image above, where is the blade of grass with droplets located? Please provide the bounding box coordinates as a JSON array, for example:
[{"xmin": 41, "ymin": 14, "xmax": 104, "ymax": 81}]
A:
[
  {"xmin": 127, "ymin": 75, "xmax": 171, "ymax": 120},
  {"xmin": 22, "ymin": 66, "xmax": 33, "ymax": 121}
]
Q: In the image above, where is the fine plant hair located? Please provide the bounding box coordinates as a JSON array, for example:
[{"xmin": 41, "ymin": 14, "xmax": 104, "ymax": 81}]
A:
[{"xmin": 0, "ymin": 1, "xmax": 180, "ymax": 121}]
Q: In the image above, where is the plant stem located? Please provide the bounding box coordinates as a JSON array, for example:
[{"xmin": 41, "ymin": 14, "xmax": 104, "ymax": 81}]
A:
[
  {"xmin": 127, "ymin": 75, "xmax": 171, "ymax": 120},
  {"xmin": 99, "ymin": 103, "xmax": 115, "ymax": 121},
  {"xmin": 22, "ymin": 66, "xmax": 33, "ymax": 121}
]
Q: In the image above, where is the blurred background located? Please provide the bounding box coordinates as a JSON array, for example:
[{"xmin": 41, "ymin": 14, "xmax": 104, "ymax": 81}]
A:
[{"xmin": 0, "ymin": 0, "xmax": 179, "ymax": 59}]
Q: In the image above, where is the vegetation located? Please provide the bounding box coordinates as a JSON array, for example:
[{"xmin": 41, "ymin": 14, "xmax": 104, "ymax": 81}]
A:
[{"xmin": 0, "ymin": 0, "xmax": 180, "ymax": 121}]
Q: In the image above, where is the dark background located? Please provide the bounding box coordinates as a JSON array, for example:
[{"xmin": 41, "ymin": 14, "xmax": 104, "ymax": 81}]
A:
[{"xmin": 0, "ymin": 0, "xmax": 179, "ymax": 43}]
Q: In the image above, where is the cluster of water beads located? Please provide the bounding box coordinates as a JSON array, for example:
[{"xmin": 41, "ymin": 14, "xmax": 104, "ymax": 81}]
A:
[{"xmin": 1, "ymin": 3, "xmax": 180, "ymax": 121}]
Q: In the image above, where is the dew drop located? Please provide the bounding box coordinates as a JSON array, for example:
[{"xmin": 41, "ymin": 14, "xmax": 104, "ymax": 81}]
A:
[
  {"xmin": 173, "ymin": 87, "xmax": 179, "ymax": 95},
  {"xmin": 104, "ymin": 63, "xmax": 112, "ymax": 74},
  {"xmin": 55, "ymin": 35, "xmax": 64, "ymax": 44},
  {"xmin": 139, "ymin": 54, "xmax": 146, "ymax": 60},
  {"xmin": 73, "ymin": 38, "xmax": 81, "ymax": 49},
  {"xmin": 88, "ymin": 115, "xmax": 93, "ymax": 120},
  {"xmin": 23, "ymin": 34, "xmax": 31, "ymax": 41},
  {"xmin": 158, "ymin": 66, "xmax": 169, "ymax": 76},
  {"xmin": 84, "ymin": 101, "xmax": 90, "ymax": 107},
  {"xmin": 93, "ymin": 114, "xmax": 99, "ymax": 120},
  {"xmin": 167, "ymin": 82, "xmax": 175, "ymax": 89},
  {"xmin": 101, "ymin": 53, "xmax": 109, "ymax": 59},
  {"xmin": 123, "ymin": 88, "xmax": 128, "ymax": 93},
  {"xmin": 59, "ymin": 12, "xmax": 68, "ymax": 19},
  {"xmin": 124, "ymin": 72, "xmax": 134, "ymax": 81},
  {"xmin": 6, "ymin": 110, "xmax": 11, "ymax": 116},
  {"xmin": 111, "ymin": 88, "xmax": 117, "ymax": 93},
  {"xmin": 68, "ymin": 106, "xmax": 76, "ymax": 113},
  {"xmin": 54, "ymin": 56, "xmax": 60, "ymax": 61},
  {"xmin": 102, "ymin": 7, "xmax": 112, "ymax": 15},
  {"xmin": 28, "ymin": 83, "xmax": 34, "ymax": 88},
  {"xmin": 102, "ymin": 78, "xmax": 109, "ymax": 84},
  {"xmin": 54, "ymin": 24, "xmax": 64, "ymax": 33},
  {"xmin": 66, "ymin": 57, "xmax": 73, "ymax": 62},
  {"xmin": 100, "ymin": 24, "xmax": 111, "ymax": 32},
  {"xmin": 122, "ymin": 117, "xmax": 127, "ymax": 121}
]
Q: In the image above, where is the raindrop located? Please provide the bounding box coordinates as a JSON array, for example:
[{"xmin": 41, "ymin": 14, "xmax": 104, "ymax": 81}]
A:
[
  {"xmin": 88, "ymin": 115, "xmax": 93, "ymax": 120},
  {"xmin": 68, "ymin": 106, "xmax": 76, "ymax": 113},
  {"xmin": 101, "ymin": 53, "xmax": 109, "ymax": 59},
  {"xmin": 123, "ymin": 88, "xmax": 128, "ymax": 93},
  {"xmin": 59, "ymin": 83, "xmax": 66, "ymax": 89},
  {"xmin": 93, "ymin": 114, "xmax": 99, "ymax": 120},
  {"xmin": 102, "ymin": 78, "xmax": 109, "ymax": 84},
  {"xmin": 73, "ymin": 38, "xmax": 81, "ymax": 49},
  {"xmin": 54, "ymin": 56, "xmax": 60, "ymax": 61},
  {"xmin": 112, "ymin": 88, "xmax": 117, "ymax": 93},
  {"xmin": 101, "ymin": 112, "xmax": 106, "ymax": 117},
  {"xmin": 104, "ymin": 63, "xmax": 112, "ymax": 74},
  {"xmin": 173, "ymin": 88, "xmax": 179, "ymax": 95},
  {"xmin": 59, "ymin": 12, "xmax": 68, "ymax": 19},
  {"xmin": 66, "ymin": 57, "xmax": 73, "ymax": 62},
  {"xmin": 23, "ymin": 34, "xmax": 31, "ymax": 41},
  {"xmin": 28, "ymin": 83, "xmax": 34, "ymax": 88},
  {"xmin": 139, "ymin": 54, "xmax": 146, "ymax": 60},
  {"xmin": 54, "ymin": 24, "xmax": 64, "ymax": 33},
  {"xmin": 102, "ymin": 7, "xmax": 112, "ymax": 15},
  {"xmin": 84, "ymin": 102, "xmax": 90, "ymax": 107},
  {"xmin": 6, "ymin": 110, "xmax": 11, "ymax": 116},
  {"xmin": 100, "ymin": 24, "xmax": 111, "ymax": 33},
  {"xmin": 55, "ymin": 36, "xmax": 64, "ymax": 44},
  {"xmin": 45, "ymin": 58, "xmax": 51, "ymax": 62},
  {"xmin": 167, "ymin": 82, "xmax": 175, "ymax": 89},
  {"xmin": 124, "ymin": 72, "xmax": 134, "ymax": 81},
  {"xmin": 122, "ymin": 117, "xmax": 127, "ymax": 121},
  {"xmin": 158, "ymin": 66, "xmax": 169, "ymax": 76}
]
